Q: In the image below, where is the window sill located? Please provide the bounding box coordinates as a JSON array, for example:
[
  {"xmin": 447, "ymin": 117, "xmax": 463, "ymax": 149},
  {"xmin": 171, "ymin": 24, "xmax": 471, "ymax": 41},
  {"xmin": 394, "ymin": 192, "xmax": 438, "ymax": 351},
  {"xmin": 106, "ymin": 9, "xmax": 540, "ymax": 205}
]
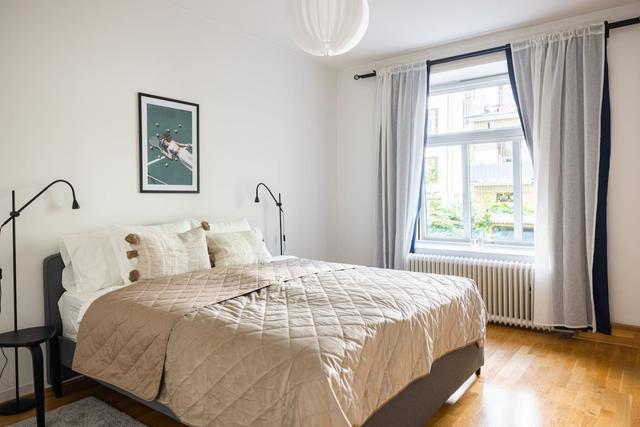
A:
[{"xmin": 413, "ymin": 241, "xmax": 534, "ymax": 262}]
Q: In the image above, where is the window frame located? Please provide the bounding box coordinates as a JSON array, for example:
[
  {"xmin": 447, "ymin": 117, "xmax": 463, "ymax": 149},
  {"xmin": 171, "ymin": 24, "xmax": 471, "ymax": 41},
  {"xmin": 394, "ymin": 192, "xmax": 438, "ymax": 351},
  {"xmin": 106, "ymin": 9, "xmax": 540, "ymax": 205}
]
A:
[{"xmin": 419, "ymin": 73, "xmax": 532, "ymax": 247}]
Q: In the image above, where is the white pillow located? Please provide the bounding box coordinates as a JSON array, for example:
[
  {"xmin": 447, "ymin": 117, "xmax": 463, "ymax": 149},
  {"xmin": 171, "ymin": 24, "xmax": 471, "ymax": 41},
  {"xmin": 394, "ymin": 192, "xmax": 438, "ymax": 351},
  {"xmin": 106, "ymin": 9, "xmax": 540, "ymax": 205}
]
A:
[
  {"xmin": 60, "ymin": 243, "xmax": 76, "ymax": 292},
  {"xmin": 111, "ymin": 219, "xmax": 193, "ymax": 284},
  {"xmin": 125, "ymin": 226, "xmax": 211, "ymax": 282},
  {"xmin": 59, "ymin": 230, "xmax": 123, "ymax": 292},
  {"xmin": 61, "ymin": 265, "xmax": 77, "ymax": 293},
  {"xmin": 207, "ymin": 230, "xmax": 272, "ymax": 266},
  {"xmin": 190, "ymin": 218, "xmax": 251, "ymax": 233},
  {"xmin": 252, "ymin": 227, "xmax": 268, "ymax": 245}
]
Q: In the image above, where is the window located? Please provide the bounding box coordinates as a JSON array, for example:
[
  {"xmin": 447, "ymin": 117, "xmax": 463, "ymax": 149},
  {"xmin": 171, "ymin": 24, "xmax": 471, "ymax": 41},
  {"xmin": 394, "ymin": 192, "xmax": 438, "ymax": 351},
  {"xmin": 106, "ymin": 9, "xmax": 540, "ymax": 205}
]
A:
[
  {"xmin": 427, "ymin": 108, "xmax": 439, "ymax": 134},
  {"xmin": 419, "ymin": 59, "xmax": 534, "ymax": 246}
]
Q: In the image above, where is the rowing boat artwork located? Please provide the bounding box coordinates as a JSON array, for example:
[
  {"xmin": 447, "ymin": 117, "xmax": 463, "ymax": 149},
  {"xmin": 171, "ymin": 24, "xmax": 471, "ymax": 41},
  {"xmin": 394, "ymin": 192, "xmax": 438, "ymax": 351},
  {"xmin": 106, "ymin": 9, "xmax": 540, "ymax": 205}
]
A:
[{"xmin": 138, "ymin": 93, "xmax": 199, "ymax": 193}]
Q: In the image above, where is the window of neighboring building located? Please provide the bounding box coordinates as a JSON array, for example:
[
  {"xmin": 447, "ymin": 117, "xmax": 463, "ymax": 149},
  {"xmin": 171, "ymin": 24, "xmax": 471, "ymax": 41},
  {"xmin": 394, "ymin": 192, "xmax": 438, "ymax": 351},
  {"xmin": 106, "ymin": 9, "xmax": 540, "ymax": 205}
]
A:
[{"xmin": 418, "ymin": 58, "xmax": 534, "ymax": 246}]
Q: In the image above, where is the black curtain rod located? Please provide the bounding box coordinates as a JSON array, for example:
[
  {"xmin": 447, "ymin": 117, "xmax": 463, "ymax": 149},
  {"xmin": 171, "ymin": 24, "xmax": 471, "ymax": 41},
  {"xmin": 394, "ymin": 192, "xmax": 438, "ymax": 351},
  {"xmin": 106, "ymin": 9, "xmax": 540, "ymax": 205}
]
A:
[
  {"xmin": 353, "ymin": 15, "xmax": 640, "ymax": 81},
  {"xmin": 427, "ymin": 44, "xmax": 509, "ymax": 66},
  {"xmin": 605, "ymin": 16, "xmax": 640, "ymax": 37},
  {"xmin": 352, "ymin": 44, "xmax": 508, "ymax": 80},
  {"xmin": 353, "ymin": 71, "xmax": 377, "ymax": 80}
]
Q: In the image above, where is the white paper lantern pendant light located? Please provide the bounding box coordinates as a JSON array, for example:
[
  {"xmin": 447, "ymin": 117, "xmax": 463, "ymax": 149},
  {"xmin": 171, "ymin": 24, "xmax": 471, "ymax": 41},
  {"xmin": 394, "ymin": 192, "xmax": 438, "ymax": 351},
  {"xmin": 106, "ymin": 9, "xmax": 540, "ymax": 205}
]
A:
[{"xmin": 288, "ymin": 0, "xmax": 369, "ymax": 56}]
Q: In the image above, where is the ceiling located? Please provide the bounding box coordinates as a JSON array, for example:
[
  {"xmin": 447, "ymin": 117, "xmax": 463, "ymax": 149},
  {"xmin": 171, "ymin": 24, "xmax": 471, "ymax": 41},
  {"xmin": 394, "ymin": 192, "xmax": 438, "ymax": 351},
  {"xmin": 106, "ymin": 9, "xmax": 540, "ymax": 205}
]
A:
[{"xmin": 171, "ymin": 0, "xmax": 636, "ymax": 68}]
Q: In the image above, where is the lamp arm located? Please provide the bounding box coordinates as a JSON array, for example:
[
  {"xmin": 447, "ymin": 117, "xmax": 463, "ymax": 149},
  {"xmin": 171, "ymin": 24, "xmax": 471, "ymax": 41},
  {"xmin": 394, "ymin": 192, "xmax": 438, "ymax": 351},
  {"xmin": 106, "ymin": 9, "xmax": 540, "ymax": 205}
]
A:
[
  {"xmin": 255, "ymin": 183, "xmax": 283, "ymax": 209},
  {"xmin": 0, "ymin": 180, "xmax": 78, "ymax": 228}
]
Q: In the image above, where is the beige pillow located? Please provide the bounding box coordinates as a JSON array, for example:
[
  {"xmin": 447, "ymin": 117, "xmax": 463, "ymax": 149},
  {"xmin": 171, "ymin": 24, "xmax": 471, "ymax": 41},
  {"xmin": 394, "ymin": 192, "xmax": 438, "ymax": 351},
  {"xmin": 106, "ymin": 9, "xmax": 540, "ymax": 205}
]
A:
[
  {"xmin": 111, "ymin": 219, "xmax": 194, "ymax": 284},
  {"xmin": 189, "ymin": 218, "xmax": 252, "ymax": 233},
  {"xmin": 207, "ymin": 230, "xmax": 271, "ymax": 267},
  {"xmin": 126, "ymin": 226, "xmax": 211, "ymax": 282}
]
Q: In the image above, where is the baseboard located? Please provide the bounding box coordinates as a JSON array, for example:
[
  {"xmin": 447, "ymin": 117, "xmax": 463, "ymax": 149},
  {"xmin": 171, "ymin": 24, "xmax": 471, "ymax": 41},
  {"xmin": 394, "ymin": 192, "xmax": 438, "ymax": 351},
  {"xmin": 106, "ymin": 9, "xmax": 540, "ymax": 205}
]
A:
[
  {"xmin": 611, "ymin": 322, "xmax": 640, "ymax": 333},
  {"xmin": 0, "ymin": 382, "xmax": 35, "ymax": 404},
  {"xmin": 573, "ymin": 323, "xmax": 640, "ymax": 349},
  {"xmin": 0, "ymin": 375, "xmax": 87, "ymax": 407}
]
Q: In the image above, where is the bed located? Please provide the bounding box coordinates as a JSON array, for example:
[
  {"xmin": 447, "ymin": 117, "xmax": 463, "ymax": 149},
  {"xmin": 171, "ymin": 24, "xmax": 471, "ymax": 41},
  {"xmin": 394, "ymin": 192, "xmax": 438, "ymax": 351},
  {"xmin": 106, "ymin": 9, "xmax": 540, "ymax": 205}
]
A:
[{"xmin": 44, "ymin": 253, "xmax": 485, "ymax": 426}]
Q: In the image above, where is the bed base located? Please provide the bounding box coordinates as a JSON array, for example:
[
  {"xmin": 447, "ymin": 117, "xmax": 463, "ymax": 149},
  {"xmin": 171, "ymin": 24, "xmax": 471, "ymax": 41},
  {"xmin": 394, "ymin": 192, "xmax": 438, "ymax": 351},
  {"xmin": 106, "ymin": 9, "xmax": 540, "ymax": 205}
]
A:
[{"xmin": 44, "ymin": 254, "xmax": 483, "ymax": 426}]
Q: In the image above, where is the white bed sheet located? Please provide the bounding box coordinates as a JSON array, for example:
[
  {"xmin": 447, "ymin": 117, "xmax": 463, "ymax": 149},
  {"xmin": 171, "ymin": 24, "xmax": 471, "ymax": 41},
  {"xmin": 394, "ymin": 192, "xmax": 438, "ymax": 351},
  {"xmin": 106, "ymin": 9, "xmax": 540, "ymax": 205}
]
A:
[
  {"xmin": 59, "ymin": 288, "xmax": 120, "ymax": 341},
  {"xmin": 59, "ymin": 255, "xmax": 298, "ymax": 341}
]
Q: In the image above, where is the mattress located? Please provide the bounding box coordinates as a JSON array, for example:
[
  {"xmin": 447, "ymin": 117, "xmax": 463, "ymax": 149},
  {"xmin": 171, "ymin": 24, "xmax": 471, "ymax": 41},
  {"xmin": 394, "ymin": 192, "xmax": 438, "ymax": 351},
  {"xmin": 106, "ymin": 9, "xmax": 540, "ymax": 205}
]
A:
[{"xmin": 59, "ymin": 255, "xmax": 298, "ymax": 341}]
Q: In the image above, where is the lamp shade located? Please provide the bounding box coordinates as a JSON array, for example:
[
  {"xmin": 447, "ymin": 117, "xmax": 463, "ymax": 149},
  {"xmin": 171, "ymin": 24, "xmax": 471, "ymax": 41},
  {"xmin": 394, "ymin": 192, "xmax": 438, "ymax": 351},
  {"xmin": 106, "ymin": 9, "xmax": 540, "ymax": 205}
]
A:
[{"xmin": 288, "ymin": 0, "xmax": 369, "ymax": 57}]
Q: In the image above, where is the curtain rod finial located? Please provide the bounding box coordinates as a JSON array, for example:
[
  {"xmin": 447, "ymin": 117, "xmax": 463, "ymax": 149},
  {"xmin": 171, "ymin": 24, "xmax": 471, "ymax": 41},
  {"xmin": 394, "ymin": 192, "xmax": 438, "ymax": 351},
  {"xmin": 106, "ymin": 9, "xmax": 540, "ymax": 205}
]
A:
[{"xmin": 354, "ymin": 71, "xmax": 377, "ymax": 80}]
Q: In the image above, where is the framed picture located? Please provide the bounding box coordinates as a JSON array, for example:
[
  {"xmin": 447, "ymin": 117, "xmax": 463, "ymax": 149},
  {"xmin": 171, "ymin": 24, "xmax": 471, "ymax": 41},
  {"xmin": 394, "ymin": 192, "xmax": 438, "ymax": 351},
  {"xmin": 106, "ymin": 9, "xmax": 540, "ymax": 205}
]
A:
[{"xmin": 139, "ymin": 93, "xmax": 199, "ymax": 193}]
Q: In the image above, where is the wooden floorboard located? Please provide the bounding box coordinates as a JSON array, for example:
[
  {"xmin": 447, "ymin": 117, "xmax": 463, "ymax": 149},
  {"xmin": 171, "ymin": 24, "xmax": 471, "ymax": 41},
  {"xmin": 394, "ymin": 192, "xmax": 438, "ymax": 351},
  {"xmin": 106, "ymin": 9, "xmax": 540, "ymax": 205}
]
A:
[{"xmin": 1, "ymin": 324, "xmax": 639, "ymax": 426}]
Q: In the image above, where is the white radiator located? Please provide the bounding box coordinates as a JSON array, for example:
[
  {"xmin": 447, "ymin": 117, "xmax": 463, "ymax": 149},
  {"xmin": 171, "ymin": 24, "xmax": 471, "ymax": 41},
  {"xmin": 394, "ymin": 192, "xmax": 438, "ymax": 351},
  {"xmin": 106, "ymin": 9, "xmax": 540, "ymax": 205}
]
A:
[{"xmin": 407, "ymin": 253, "xmax": 537, "ymax": 329}]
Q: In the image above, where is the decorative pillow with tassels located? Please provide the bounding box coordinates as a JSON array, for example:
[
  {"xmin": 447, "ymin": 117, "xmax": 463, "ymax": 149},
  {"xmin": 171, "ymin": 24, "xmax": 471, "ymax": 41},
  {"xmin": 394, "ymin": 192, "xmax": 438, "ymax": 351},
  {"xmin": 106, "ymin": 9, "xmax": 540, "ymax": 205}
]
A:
[
  {"xmin": 110, "ymin": 219, "xmax": 194, "ymax": 284},
  {"xmin": 119, "ymin": 223, "xmax": 211, "ymax": 283}
]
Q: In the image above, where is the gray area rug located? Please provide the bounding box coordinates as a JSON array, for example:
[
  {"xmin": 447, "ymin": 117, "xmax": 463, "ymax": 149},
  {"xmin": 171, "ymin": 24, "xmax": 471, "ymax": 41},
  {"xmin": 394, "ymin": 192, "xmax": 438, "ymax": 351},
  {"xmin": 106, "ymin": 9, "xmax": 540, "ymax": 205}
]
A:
[{"xmin": 10, "ymin": 396, "xmax": 146, "ymax": 427}]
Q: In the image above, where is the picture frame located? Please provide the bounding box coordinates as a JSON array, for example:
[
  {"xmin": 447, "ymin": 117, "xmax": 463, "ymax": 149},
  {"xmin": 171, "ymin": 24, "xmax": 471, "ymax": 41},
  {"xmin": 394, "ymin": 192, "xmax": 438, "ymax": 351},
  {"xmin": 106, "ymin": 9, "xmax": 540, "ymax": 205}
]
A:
[{"xmin": 138, "ymin": 93, "xmax": 199, "ymax": 193}]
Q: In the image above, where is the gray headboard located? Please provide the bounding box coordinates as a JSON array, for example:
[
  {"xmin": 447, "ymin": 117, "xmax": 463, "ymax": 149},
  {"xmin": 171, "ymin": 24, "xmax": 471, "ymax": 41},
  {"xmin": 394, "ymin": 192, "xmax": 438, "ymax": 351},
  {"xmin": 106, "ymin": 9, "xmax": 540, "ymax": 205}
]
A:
[
  {"xmin": 43, "ymin": 253, "xmax": 65, "ymax": 336},
  {"xmin": 44, "ymin": 253, "xmax": 82, "ymax": 384}
]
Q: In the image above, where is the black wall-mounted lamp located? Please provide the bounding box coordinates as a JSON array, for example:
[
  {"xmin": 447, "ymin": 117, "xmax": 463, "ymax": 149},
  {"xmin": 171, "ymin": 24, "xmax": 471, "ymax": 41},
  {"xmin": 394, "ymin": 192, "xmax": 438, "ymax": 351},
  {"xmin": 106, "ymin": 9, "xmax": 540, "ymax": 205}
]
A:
[
  {"xmin": 254, "ymin": 183, "xmax": 285, "ymax": 256},
  {"xmin": 0, "ymin": 179, "xmax": 79, "ymax": 414}
]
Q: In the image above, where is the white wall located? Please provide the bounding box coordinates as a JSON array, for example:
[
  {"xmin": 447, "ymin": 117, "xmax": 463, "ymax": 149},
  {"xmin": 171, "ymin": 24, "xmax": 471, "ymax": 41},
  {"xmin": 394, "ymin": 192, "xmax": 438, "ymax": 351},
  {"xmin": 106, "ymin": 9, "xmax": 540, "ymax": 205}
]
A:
[
  {"xmin": 336, "ymin": 75, "xmax": 378, "ymax": 266},
  {"xmin": 335, "ymin": 3, "xmax": 640, "ymax": 325},
  {"xmin": 0, "ymin": 0, "xmax": 338, "ymax": 397},
  {"xmin": 606, "ymin": 22, "xmax": 640, "ymax": 327}
]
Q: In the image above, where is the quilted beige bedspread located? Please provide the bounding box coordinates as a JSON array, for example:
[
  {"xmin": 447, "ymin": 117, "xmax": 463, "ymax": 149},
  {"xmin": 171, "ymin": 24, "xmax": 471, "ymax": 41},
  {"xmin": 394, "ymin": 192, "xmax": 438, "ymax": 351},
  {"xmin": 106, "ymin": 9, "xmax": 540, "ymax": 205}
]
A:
[{"xmin": 74, "ymin": 259, "xmax": 486, "ymax": 427}]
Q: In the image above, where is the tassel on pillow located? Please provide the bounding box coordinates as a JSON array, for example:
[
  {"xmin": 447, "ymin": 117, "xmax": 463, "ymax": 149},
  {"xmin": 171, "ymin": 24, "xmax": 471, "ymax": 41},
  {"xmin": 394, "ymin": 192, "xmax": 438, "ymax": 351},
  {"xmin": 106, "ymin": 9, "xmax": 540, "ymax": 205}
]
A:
[
  {"xmin": 125, "ymin": 234, "xmax": 140, "ymax": 245},
  {"xmin": 128, "ymin": 270, "xmax": 140, "ymax": 282}
]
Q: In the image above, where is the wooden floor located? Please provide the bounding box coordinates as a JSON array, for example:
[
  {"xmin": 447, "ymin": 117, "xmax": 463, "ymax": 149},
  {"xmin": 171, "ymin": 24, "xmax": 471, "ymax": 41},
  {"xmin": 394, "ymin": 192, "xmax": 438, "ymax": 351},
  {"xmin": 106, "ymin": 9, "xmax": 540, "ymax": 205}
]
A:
[
  {"xmin": 428, "ymin": 325, "xmax": 640, "ymax": 426},
  {"xmin": 1, "ymin": 324, "xmax": 639, "ymax": 427}
]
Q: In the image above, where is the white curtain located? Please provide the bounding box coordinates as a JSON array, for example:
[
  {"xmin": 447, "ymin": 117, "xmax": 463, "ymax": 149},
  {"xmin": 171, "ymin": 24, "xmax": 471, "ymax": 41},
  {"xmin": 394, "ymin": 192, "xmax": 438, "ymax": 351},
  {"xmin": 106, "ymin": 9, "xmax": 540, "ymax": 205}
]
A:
[
  {"xmin": 510, "ymin": 24, "xmax": 605, "ymax": 328},
  {"xmin": 375, "ymin": 63, "xmax": 428, "ymax": 269}
]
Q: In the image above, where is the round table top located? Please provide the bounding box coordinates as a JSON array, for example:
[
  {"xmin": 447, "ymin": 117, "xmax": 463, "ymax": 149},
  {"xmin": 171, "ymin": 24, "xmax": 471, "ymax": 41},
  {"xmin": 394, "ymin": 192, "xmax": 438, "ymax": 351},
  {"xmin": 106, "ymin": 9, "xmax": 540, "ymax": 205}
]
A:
[{"xmin": 0, "ymin": 326, "xmax": 56, "ymax": 347}]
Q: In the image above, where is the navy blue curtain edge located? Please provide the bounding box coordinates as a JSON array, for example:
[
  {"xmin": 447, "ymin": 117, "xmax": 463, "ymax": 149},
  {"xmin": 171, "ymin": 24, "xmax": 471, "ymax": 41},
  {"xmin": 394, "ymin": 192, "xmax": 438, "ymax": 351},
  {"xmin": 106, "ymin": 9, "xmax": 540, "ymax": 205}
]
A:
[
  {"xmin": 592, "ymin": 41, "xmax": 612, "ymax": 335},
  {"xmin": 505, "ymin": 45, "xmax": 528, "ymax": 142},
  {"xmin": 410, "ymin": 61, "xmax": 432, "ymax": 254}
]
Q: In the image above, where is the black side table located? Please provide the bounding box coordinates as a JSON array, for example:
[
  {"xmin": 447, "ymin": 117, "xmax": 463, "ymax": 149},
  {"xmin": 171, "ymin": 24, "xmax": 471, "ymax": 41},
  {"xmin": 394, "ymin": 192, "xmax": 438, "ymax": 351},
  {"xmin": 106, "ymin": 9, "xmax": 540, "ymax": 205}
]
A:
[{"xmin": 0, "ymin": 326, "xmax": 62, "ymax": 427}]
